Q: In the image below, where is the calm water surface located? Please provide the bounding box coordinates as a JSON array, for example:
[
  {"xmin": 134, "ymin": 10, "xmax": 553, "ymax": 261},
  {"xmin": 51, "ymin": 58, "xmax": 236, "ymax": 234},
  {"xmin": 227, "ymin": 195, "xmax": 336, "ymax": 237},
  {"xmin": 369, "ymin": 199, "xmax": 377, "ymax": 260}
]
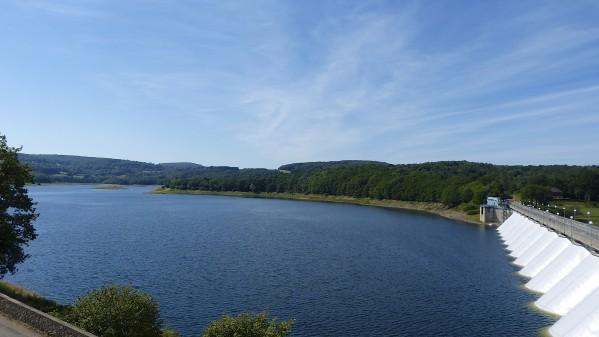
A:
[{"xmin": 7, "ymin": 185, "xmax": 554, "ymax": 336}]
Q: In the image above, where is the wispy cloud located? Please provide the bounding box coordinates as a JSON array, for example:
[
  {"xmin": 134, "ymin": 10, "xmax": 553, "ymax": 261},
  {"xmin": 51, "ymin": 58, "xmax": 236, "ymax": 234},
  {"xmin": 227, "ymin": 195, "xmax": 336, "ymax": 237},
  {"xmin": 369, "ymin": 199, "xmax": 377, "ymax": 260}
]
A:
[
  {"xmin": 17, "ymin": 0, "xmax": 105, "ymax": 17},
  {"xmin": 222, "ymin": 4, "xmax": 599, "ymax": 165},
  {"xmin": 3, "ymin": 1, "xmax": 597, "ymax": 166}
]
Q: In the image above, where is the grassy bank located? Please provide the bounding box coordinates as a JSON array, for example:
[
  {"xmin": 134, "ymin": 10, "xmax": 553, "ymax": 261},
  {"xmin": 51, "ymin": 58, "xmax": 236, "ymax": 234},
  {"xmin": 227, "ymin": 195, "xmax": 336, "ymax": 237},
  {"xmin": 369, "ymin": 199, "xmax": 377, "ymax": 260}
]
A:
[
  {"xmin": 154, "ymin": 188, "xmax": 482, "ymax": 224},
  {"xmin": 95, "ymin": 184, "xmax": 127, "ymax": 189},
  {"xmin": 0, "ymin": 281, "xmax": 69, "ymax": 318},
  {"xmin": 544, "ymin": 200, "xmax": 599, "ymax": 224}
]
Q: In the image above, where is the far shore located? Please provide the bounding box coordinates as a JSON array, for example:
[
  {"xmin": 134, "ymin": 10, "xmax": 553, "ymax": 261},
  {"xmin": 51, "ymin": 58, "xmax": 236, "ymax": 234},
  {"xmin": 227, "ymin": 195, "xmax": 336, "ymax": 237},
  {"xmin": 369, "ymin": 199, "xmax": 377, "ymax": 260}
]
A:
[
  {"xmin": 95, "ymin": 184, "xmax": 127, "ymax": 189},
  {"xmin": 153, "ymin": 187, "xmax": 482, "ymax": 225},
  {"xmin": 27, "ymin": 183, "xmax": 156, "ymax": 188}
]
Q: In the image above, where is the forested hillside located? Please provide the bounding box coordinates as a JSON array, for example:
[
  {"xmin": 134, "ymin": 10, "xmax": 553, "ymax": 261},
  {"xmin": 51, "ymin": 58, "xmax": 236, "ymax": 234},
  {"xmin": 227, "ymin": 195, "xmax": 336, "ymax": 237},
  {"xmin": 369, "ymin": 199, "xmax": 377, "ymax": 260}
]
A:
[
  {"xmin": 279, "ymin": 160, "xmax": 390, "ymax": 173},
  {"xmin": 165, "ymin": 161, "xmax": 599, "ymax": 208},
  {"xmin": 19, "ymin": 154, "xmax": 251, "ymax": 185},
  {"xmin": 21, "ymin": 154, "xmax": 599, "ymax": 208},
  {"xmin": 20, "ymin": 155, "xmax": 390, "ymax": 185}
]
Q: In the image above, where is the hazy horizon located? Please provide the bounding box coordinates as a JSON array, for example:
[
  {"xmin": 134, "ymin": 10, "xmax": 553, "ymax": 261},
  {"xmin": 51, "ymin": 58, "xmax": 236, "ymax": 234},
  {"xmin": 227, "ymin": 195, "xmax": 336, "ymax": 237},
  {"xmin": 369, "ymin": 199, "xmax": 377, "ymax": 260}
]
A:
[
  {"xmin": 2, "ymin": 1, "xmax": 599, "ymax": 167},
  {"xmin": 19, "ymin": 152, "xmax": 599, "ymax": 170}
]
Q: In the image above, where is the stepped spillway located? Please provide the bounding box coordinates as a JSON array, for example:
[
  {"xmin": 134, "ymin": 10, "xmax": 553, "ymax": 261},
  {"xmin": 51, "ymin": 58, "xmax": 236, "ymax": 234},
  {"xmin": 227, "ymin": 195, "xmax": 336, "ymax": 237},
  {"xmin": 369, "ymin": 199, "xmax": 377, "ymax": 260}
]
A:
[
  {"xmin": 514, "ymin": 230, "xmax": 557, "ymax": 267},
  {"xmin": 507, "ymin": 223, "xmax": 540, "ymax": 254},
  {"xmin": 519, "ymin": 236, "xmax": 570, "ymax": 278},
  {"xmin": 535, "ymin": 255, "xmax": 599, "ymax": 316},
  {"xmin": 502, "ymin": 216, "xmax": 533, "ymax": 246},
  {"xmin": 510, "ymin": 225, "xmax": 546, "ymax": 258},
  {"xmin": 550, "ymin": 287, "xmax": 599, "ymax": 337},
  {"xmin": 498, "ymin": 211, "xmax": 599, "ymax": 337},
  {"xmin": 526, "ymin": 244, "xmax": 590, "ymax": 293},
  {"xmin": 499, "ymin": 213, "xmax": 524, "ymax": 239},
  {"xmin": 504, "ymin": 217, "xmax": 534, "ymax": 245}
]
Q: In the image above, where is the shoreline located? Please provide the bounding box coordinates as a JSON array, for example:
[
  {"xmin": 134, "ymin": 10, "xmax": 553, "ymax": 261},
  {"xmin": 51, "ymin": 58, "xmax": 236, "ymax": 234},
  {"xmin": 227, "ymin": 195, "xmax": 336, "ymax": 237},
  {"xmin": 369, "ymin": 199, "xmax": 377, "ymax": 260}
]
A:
[{"xmin": 153, "ymin": 188, "xmax": 482, "ymax": 225}]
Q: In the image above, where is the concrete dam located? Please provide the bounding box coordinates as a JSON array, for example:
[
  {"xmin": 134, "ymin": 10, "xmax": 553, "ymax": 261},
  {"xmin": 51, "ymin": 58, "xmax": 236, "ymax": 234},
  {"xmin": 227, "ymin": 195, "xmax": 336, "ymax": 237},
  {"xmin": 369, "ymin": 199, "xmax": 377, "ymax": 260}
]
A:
[{"xmin": 499, "ymin": 205, "xmax": 599, "ymax": 337}]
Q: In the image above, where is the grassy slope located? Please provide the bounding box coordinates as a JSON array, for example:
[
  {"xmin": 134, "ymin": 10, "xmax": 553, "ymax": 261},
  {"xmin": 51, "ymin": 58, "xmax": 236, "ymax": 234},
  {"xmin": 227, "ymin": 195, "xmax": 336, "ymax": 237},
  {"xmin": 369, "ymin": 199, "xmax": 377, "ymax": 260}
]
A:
[
  {"xmin": 544, "ymin": 200, "xmax": 599, "ymax": 224},
  {"xmin": 153, "ymin": 188, "xmax": 482, "ymax": 224},
  {"xmin": 0, "ymin": 281, "xmax": 69, "ymax": 318}
]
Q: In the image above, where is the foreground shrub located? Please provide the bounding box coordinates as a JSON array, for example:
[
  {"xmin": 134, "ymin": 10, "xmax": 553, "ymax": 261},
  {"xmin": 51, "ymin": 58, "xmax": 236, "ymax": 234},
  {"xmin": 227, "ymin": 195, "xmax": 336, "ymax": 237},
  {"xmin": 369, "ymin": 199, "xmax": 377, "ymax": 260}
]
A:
[
  {"xmin": 201, "ymin": 312, "xmax": 294, "ymax": 337},
  {"xmin": 0, "ymin": 133, "xmax": 38, "ymax": 278},
  {"xmin": 161, "ymin": 328, "xmax": 182, "ymax": 337},
  {"xmin": 68, "ymin": 285, "xmax": 162, "ymax": 337}
]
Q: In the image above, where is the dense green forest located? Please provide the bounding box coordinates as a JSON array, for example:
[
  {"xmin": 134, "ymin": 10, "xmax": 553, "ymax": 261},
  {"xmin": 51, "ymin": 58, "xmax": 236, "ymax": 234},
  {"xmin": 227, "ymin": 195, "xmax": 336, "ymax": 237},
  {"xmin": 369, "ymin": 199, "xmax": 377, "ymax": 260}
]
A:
[
  {"xmin": 165, "ymin": 161, "xmax": 599, "ymax": 207},
  {"xmin": 279, "ymin": 160, "xmax": 390, "ymax": 173},
  {"xmin": 20, "ymin": 154, "xmax": 599, "ymax": 207}
]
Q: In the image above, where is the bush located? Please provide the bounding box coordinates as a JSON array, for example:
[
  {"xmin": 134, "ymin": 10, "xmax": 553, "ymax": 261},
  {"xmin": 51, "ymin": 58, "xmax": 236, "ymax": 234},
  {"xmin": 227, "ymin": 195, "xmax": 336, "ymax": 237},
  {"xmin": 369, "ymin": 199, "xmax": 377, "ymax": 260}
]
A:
[
  {"xmin": 68, "ymin": 285, "xmax": 162, "ymax": 337},
  {"xmin": 458, "ymin": 203, "xmax": 478, "ymax": 212},
  {"xmin": 162, "ymin": 328, "xmax": 182, "ymax": 337},
  {"xmin": 201, "ymin": 312, "xmax": 294, "ymax": 337}
]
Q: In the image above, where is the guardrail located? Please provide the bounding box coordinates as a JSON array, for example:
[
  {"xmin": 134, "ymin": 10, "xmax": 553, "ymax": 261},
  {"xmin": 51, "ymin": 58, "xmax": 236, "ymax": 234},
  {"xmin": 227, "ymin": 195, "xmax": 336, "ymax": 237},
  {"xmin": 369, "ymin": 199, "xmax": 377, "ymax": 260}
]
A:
[{"xmin": 509, "ymin": 201, "xmax": 599, "ymax": 253}]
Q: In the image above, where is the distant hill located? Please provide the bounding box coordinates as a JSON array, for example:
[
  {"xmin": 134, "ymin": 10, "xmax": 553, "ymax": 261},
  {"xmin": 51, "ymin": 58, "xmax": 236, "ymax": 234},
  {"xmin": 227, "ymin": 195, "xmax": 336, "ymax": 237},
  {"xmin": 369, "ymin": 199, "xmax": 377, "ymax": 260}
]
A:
[
  {"xmin": 19, "ymin": 154, "xmax": 599, "ymax": 206},
  {"xmin": 18, "ymin": 154, "xmax": 246, "ymax": 185},
  {"xmin": 158, "ymin": 162, "xmax": 204, "ymax": 169},
  {"xmin": 278, "ymin": 160, "xmax": 390, "ymax": 173},
  {"xmin": 20, "ymin": 155, "xmax": 394, "ymax": 184}
]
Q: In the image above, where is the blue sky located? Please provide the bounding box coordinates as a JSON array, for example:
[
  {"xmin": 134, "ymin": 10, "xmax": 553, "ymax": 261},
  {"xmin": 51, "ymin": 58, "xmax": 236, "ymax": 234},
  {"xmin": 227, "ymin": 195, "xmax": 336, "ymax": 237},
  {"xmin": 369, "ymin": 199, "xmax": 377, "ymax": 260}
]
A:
[{"xmin": 1, "ymin": 1, "xmax": 599, "ymax": 168}]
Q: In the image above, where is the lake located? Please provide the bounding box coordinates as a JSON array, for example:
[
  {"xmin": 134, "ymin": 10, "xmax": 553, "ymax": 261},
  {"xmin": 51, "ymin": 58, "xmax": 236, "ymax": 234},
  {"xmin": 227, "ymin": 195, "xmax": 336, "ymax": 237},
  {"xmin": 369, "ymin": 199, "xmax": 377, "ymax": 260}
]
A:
[{"xmin": 6, "ymin": 185, "xmax": 553, "ymax": 336}]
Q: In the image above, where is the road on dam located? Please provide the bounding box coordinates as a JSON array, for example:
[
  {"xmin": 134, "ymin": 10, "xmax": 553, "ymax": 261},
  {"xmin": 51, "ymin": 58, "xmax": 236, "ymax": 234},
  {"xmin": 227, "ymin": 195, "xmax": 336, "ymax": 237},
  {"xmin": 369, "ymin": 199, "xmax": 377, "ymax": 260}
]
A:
[{"xmin": 0, "ymin": 313, "xmax": 45, "ymax": 337}]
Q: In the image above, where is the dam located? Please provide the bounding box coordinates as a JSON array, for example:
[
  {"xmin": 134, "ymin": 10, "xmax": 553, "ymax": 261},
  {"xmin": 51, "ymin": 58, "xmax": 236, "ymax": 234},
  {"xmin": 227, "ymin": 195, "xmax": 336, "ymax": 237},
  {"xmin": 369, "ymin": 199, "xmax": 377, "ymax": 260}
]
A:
[{"xmin": 499, "ymin": 202, "xmax": 599, "ymax": 337}]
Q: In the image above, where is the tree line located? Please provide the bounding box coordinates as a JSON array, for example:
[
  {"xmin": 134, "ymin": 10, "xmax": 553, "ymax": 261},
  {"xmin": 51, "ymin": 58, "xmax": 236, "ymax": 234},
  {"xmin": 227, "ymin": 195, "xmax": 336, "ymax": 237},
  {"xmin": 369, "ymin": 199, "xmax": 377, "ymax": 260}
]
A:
[
  {"xmin": 165, "ymin": 161, "xmax": 599, "ymax": 207},
  {"xmin": 24, "ymin": 153, "xmax": 599, "ymax": 207}
]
